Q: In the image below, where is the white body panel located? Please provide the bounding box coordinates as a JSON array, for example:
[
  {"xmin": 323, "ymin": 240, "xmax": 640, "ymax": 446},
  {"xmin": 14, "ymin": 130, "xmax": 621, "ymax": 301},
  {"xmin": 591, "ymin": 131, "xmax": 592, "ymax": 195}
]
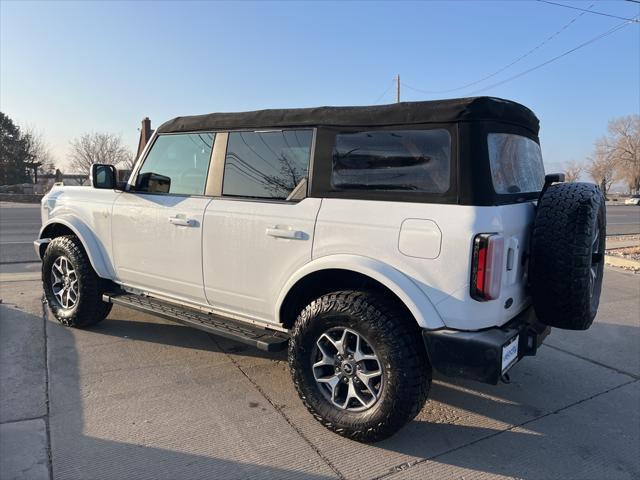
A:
[
  {"xmin": 111, "ymin": 193, "xmax": 211, "ymax": 304},
  {"xmin": 39, "ymin": 186, "xmax": 119, "ymax": 279},
  {"xmin": 274, "ymin": 254, "xmax": 446, "ymax": 330},
  {"xmin": 313, "ymin": 199, "xmax": 535, "ymax": 330},
  {"xmin": 201, "ymin": 197, "xmax": 321, "ymax": 324},
  {"xmin": 39, "ymin": 187, "xmax": 535, "ymax": 332}
]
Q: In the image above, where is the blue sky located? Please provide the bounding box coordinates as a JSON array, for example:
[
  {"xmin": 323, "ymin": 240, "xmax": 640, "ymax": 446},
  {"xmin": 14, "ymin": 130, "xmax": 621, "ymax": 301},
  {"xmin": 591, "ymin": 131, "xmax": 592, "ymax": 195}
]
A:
[{"xmin": 1, "ymin": 0, "xmax": 638, "ymax": 175}]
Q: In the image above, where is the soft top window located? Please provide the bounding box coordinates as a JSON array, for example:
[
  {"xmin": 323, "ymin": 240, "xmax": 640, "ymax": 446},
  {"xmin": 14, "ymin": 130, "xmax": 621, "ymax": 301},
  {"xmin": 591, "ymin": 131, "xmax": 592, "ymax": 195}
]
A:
[
  {"xmin": 331, "ymin": 129, "xmax": 451, "ymax": 193},
  {"xmin": 488, "ymin": 133, "xmax": 545, "ymax": 194},
  {"xmin": 136, "ymin": 133, "xmax": 214, "ymax": 195},
  {"xmin": 222, "ymin": 130, "xmax": 313, "ymax": 200}
]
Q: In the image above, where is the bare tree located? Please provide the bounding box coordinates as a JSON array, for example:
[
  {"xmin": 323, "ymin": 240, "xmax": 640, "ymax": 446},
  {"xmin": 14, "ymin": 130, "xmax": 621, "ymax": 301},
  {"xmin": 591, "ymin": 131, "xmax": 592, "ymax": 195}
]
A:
[
  {"xmin": 68, "ymin": 132, "xmax": 133, "ymax": 174},
  {"xmin": 563, "ymin": 160, "xmax": 583, "ymax": 182},
  {"xmin": 599, "ymin": 115, "xmax": 639, "ymax": 194},
  {"xmin": 22, "ymin": 126, "xmax": 56, "ymax": 176},
  {"xmin": 587, "ymin": 139, "xmax": 618, "ymax": 198}
]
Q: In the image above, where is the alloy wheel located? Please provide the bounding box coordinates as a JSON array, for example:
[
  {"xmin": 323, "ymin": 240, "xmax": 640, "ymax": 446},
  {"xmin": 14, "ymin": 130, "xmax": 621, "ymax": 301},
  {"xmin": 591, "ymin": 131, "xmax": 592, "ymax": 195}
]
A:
[
  {"xmin": 51, "ymin": 256, "xmax": 79, "ymax": 309},
  {"xmin": 312, "ymin": 327, "xmax": 383, "ymax": 412}
]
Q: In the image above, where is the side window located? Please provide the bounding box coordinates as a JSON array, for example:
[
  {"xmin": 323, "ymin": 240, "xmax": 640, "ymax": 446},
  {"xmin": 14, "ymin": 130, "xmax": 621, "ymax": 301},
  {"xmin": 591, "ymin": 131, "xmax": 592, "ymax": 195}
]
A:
[
  {"xmin": 222, "ymin": 130, "xmax": 313, "ymax": 200},
  {"xmin": 331, "ymin": 129, "xmax": 451, "ymax": 193},
  {"xmin": 135, "ymin": 133, "xmax": 214, "ymax": 195}
]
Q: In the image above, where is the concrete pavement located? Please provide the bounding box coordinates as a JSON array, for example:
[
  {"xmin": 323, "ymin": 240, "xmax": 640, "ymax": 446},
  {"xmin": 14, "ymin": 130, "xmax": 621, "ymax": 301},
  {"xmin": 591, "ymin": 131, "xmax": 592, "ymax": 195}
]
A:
[
  {"xmin": 0, "ymin": 263, "xmax": 638, "ymax": 480},
  {"xmin": 0, "ymin": 199, "xmax": 639, "ymax": 479}
]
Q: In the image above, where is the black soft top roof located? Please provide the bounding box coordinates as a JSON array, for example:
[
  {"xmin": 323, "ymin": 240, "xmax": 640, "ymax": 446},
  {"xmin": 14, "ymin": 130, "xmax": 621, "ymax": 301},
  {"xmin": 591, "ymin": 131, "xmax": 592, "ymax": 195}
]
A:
[{"xmin": 157, "ymin": 96, "xmax": 539, "ymax": 135}]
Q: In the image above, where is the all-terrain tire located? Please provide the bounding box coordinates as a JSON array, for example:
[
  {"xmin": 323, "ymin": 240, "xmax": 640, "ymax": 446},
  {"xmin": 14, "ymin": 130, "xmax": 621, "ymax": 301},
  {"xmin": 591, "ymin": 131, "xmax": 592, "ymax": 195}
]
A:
[
  {"xmin": 42, "ymin": 235, "xmax": 112, "ymax": 327},
  {"xmin": 288, "ymin": 290, "xmax": 431, "ymax": 443},
  {"xmin": 529, "ymin": 182, "xmax": 606, "ymax": 330}
]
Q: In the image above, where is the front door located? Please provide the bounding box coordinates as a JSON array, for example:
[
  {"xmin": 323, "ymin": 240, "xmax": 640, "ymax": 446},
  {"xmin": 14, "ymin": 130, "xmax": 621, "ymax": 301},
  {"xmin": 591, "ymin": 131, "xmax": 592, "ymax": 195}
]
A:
[
  {"xmin": 202, "ymin": 129, "xmax": 319, "ymax": 324},
  {"xmin": 112, "ymin": 132, "xmax": 215, "ymax": 305}
]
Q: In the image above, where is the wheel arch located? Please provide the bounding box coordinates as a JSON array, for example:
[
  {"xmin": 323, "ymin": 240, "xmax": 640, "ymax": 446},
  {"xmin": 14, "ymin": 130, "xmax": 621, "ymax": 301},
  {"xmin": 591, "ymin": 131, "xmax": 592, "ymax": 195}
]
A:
[
  {"xmin": 276, "ymin": 255, "xmax": 444, "ymax": 330},
  {"xmin": 38, "ymin": 218, "xmax": 115, "ymax": 279}
]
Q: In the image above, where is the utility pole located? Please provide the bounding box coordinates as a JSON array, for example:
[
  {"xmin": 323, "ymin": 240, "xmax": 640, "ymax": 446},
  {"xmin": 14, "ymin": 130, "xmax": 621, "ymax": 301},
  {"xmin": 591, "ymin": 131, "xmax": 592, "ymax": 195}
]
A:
[{"xmin": 396, "ymin": 74, "xmax": 400, "ymax": 103}]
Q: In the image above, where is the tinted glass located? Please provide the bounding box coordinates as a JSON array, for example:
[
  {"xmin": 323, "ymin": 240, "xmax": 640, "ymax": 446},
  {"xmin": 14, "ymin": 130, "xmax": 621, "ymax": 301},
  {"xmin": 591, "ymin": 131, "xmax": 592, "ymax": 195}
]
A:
[
  {"xmin": 488, "ymin": 133, "xmax": 545, "ymax": 194},
  {"xmin": 136, "ymin": 133, "xmax": 214, "ymax": 195},
  {"xmin": 332, "ymin": 129, "xmax": 451, "ymax": 192},
  {"xmin": 223, "ymin": 130, "xmax": 312, "ymax": 199}
]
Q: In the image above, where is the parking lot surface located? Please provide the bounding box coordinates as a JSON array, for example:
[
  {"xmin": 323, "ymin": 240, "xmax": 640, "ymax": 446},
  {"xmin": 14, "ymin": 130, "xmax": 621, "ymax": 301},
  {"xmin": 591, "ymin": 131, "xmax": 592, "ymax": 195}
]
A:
[
  {"xmin": 0, "ymin": 267, "xmax": 638, "ymax": 479},
  {"xmin": 0, "ymin": 201, "xmax": 639, "ymax": 479}
]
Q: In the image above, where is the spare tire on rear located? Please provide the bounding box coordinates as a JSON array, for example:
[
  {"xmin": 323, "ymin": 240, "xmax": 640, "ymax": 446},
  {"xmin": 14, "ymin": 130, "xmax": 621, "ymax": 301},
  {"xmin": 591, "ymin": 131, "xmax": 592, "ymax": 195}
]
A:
[{"xmin": 529, "ymin": 182, "xmax": 606, "ymax": 330}]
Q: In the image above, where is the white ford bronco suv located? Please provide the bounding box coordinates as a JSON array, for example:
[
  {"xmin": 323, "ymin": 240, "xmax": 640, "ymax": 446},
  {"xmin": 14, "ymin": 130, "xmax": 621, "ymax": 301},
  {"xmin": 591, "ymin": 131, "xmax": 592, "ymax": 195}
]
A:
[{"xmin": 35, "ymin": 97, "xmax": 605, "ymax": 442}]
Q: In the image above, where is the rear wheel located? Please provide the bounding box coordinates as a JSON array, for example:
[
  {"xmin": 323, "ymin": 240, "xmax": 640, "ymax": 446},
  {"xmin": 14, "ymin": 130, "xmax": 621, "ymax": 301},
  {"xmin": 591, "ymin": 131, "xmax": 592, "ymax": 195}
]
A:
[
  {"xmin": 42, "ymin": 235, "xmax": 112, "ymax": 327},
  {"xmin": 288, "ymin": 290, "xmax": 431, "ymax": 442}
]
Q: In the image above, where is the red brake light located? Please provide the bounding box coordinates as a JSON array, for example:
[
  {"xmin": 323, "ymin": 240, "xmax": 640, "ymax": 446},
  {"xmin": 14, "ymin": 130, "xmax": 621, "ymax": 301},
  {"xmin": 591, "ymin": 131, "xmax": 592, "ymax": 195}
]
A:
[{"xmin": 471, "ymin": 234, "xmax": 504, "ymax": 301}]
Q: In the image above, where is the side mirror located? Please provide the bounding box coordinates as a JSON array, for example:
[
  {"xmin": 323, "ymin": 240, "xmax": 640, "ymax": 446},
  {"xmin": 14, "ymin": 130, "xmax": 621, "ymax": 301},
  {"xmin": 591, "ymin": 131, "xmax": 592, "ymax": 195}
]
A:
[
  {"xmin": 91, "ymin": 164, "xmax": 117, "ymax": 189},
  {"xmin": 544, "ymin": 173, "xmax": 565, "ymax": 185},
  {"xmin": 136, "ymin": 172, "xmax": 171, "ymax": 194}
]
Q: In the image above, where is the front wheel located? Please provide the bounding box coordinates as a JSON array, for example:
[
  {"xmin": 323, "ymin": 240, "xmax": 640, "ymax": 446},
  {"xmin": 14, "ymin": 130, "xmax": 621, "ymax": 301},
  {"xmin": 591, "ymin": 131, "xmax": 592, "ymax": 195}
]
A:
[
  {"xmin": 288, "ymin": 290, "xmax": 431, "ymax": 443},
  {"xmin": 42, "ymin": 235, "xmax": 112, "ymax": 327}
]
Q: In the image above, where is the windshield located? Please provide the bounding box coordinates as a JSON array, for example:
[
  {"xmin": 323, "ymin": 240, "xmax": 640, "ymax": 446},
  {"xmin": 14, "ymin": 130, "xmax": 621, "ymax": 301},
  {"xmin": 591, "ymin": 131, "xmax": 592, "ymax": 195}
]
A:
[{"xmin": 488, "ymin": 133, "xmax": 545, "ymax": 194}]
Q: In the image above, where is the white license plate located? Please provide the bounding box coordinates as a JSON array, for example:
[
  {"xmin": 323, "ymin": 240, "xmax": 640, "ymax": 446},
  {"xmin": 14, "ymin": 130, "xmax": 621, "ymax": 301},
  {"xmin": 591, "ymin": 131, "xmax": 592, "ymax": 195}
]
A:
[{"xmin": 501, "ymin": 335, "xmax": 519, "ymax": 373}]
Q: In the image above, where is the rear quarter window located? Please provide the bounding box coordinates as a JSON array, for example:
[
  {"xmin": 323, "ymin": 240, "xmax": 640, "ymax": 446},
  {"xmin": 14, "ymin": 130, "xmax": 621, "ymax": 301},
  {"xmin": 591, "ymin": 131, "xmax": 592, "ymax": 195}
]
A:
[
  {"xmin": 488, "ymin": 133, "xmax": 545, "ymax": 194},
  {"xmin": 331, "ymin": 129, "xmax": 451, "ymax": 193}
]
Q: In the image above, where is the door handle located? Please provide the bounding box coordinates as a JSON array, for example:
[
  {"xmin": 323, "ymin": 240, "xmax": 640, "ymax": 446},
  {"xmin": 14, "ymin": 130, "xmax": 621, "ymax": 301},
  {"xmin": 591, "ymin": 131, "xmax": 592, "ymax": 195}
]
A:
[
  {"xmin": 168, "ymin": 216, "xmax": 195, "ymax": 227},
  {"xmin": 266, "ymin": 227, "xmax": 305, "ymax": 240}
]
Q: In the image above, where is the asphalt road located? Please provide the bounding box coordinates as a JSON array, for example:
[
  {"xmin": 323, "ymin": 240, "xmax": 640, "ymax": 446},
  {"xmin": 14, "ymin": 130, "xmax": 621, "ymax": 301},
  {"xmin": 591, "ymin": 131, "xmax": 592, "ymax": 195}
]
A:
[
  {"xmin": 0, "ymin": 203, "xmax": 41, "ymax": 263},
  {"xmin": 607, "ymin": 204, "xmax": 640, "ymax": 235},
  {"xmin": 1, "ymin": 202, "xmax": 639, "ymax": 265}
]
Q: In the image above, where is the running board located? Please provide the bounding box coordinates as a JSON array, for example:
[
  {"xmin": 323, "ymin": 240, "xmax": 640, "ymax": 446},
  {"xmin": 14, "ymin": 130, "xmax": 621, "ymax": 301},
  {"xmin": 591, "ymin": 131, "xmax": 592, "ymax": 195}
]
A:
[{"xmin": 103, "ymin": 292, "xmax": 289, "ymax": 352}]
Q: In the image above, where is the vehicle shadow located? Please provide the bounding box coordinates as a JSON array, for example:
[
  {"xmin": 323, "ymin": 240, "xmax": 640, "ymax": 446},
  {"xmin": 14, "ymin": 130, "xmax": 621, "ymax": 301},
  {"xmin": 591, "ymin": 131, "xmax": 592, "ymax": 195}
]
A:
[
  {"xmin": 91, "ymin": 315, "xmax": 287, "ymax": 362},
  {"xmin": 34, "ymin": 304, "xmax": 334, "ymax": 480},
  {"xmin": 36, "ymin": 299, "xmax": 640, "ymax": 480}
]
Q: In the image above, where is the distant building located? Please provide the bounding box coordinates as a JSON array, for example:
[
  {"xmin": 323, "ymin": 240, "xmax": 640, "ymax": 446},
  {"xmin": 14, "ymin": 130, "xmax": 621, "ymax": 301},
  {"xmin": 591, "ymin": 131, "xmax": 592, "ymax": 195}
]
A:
[
  {"xmin": 33, "ymin": 169, "xmax": 89, "ymax": 193},
  {"xmin": 137, "ymin": 117, "xmax": 154, "ymax": 159}
]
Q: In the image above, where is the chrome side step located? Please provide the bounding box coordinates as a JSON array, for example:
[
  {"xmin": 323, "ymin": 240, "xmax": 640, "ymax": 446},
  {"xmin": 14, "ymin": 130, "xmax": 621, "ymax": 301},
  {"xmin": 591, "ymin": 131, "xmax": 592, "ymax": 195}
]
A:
[{"xmin": 103, "ymin": 292, "xmax": 289, "ymax": 352}]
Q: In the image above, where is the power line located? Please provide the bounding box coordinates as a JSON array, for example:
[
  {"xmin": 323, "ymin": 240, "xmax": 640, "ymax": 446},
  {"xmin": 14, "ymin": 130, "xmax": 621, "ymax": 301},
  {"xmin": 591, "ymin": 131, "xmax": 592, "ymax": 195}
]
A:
[
  {"xmin": 537, "ymin": 1, "xmax": 640, "ymax": 23},
  {"xmin": 467, "ymin": 17, "xmax": 637, "ymax": 95},
  {"xmin": 401, "ymin": 3, "xmax": 595, "ymax": 95},
  {"xmin": 373, "ymin": 79, "xmax": 395, "ymax": 104}
]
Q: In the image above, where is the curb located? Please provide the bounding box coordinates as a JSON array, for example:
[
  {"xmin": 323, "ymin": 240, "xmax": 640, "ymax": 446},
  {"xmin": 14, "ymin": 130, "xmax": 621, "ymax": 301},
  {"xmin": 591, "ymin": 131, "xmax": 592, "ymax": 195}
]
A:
[
  {"xmin": 604, "ymin": 254, "xmax": 640, "ymax": 270},
  {"xmin": 0, "ymin": 194, "xmax": 44, "ymax": 203}
]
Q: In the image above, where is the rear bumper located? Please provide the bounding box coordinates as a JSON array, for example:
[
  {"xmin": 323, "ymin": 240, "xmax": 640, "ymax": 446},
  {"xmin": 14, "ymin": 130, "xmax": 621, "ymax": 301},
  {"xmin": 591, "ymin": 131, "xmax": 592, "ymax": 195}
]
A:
[{"xmin": 422, "ymin": 306, "xmax": 550, "ymax": 385}]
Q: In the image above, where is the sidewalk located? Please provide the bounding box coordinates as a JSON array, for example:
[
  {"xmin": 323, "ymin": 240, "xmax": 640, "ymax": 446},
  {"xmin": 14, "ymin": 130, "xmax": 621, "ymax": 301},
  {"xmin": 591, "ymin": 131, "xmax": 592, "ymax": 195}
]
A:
[
  {"xmin": 606, "ymin": 235, "xmax": 640, "ymax": 250},
  {"xmin": 0, "ymin": 265, "xmax": 49, "ymax": 480}
]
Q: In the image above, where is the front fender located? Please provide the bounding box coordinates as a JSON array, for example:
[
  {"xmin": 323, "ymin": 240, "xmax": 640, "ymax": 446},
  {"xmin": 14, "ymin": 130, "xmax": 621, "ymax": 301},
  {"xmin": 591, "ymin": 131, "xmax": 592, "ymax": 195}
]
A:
[
  {"xmin": 38, "ymin": 217, "xmax": 115, "ymax": 279},
  {"xmin": 276, "ymin": 254, "xmax": 445, "ymax": 330}
]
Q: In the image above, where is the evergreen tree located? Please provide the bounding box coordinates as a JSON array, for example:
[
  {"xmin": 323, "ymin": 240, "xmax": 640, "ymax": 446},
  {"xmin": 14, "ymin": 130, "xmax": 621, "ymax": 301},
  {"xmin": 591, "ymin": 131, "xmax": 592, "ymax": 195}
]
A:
[{"xmin": 0, "ymin": 112, "xmax": 32, "ymax": 185}]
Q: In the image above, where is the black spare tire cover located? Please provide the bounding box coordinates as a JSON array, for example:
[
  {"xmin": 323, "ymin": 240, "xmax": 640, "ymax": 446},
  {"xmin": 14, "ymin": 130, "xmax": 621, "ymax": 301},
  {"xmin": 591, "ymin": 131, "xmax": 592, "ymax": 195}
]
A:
[{"xmin": 529, "ymin": 182, "xmax": 606, "ymax": 330}]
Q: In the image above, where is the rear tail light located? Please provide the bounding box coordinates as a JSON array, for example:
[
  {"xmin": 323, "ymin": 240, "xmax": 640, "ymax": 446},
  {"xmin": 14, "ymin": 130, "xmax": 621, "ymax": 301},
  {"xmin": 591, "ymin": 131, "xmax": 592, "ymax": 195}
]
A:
[{"xmin": 471, "ymin": 233, "xmax": 504, "ymax": 301}]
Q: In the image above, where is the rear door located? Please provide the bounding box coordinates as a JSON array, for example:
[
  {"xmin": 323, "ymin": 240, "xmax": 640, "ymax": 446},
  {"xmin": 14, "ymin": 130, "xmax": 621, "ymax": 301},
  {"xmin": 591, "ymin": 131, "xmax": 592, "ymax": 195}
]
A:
[
  {"xmin": 202, "ymin": 129, "xmax": 320, "ymax": 324},
  {"xmin": 112, "ymin": 132, "xmax": 215, "ymax": 304}
]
